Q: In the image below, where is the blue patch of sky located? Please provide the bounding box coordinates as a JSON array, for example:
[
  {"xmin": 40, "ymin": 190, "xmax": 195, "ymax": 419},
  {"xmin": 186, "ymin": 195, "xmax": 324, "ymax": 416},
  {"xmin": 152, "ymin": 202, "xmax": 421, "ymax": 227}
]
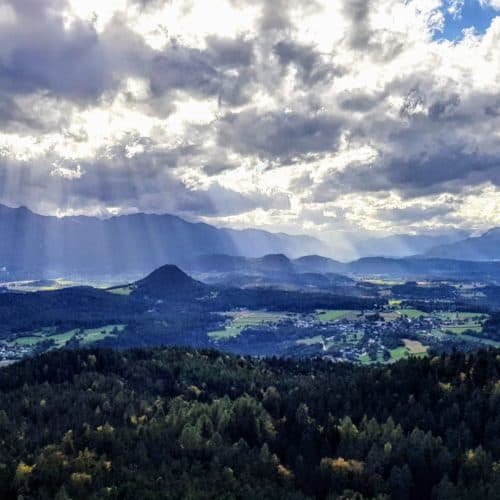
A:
[{"xmin": 435, "ymin": 0, "xmax": 499, "ymax": 42}]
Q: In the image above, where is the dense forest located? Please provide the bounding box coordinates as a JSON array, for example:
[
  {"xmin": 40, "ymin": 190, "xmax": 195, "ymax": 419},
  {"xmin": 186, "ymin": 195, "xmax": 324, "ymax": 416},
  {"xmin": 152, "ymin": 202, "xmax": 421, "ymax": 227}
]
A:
[{"xmin": 0, "ymin": 347, "xmax": 499, "ymax": 499}]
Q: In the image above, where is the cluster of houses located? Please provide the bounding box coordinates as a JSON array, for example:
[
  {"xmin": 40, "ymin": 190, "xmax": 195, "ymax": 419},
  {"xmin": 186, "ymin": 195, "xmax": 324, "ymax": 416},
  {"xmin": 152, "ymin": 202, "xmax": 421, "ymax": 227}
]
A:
[
  {"xmin": 305, "ymin": 309, "xmax": 480, "ymax": 363},
  {"xmin": 0, "ymin": 342, "xmax": 34, "ymax": 362}
]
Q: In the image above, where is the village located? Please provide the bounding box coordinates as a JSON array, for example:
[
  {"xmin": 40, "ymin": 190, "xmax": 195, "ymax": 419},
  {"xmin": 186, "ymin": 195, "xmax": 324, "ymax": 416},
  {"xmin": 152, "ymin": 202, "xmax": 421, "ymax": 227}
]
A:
[{"xmin": 210, "ymin": 305, "xmax": 495, "ymax": 364}]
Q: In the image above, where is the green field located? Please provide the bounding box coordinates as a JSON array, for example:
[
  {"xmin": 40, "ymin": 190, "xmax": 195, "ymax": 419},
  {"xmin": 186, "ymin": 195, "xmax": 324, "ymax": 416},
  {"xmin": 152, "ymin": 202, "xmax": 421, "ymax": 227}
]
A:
[
  {"xmin": 390, "ymin": 346, "xmax": 409, "ymax": 361},
  {"xmin": 8, "ymin": 324, "xmax": 126, "ymax": 349},
  {"xmin": 444, "ymin": 325, "xmax": 483, "ymax": 334},
  {"xmin": 403, "ymin": 338, "xmax": 428, "ymax": 354},
  {"xmin": 297, "ymin": 330, "xmax": 364, "ymax": 352},
  {"xmin": 48, "ymin": 330, "xmax": 80, "ymax": 347},
  {"xmin": 429, "ymin": 325, "xmax": 499, "ymax": 347},
  {"xmin": 359, "ymin": 351, "xmax": 386, "ymax": 365},
  {"xmin": 397, "ymin": 308, "xmax": 425, "ymax": 319},
  {"xmin": 296, "ymin": 335, "xmax": 325, "ymax": 347},
  {"xmin": 107, "ymin": 286, "xmax": 135, "ymax": 296},
  {"xmin": 388, "ymin": 299, "xmax": 403, "ymax": 307},
  {"xmin": 62, "ymin": 325, "xmax": 127, "ymax": 346},
  {"xmin": 359, "ymin": 341, "xmax": 428, "ymax": 365},
  {"xmin": 364, "ymin": 279, "xmax": 404, "ymax": 285},
  {"xmin": 4, "ymin": 278, "xmax": 120, "ymax": 292},
  {"xmin": 439, "ymin": 331, "xmax": 500, "ymax": 347},
  {"xmin": 455, "ymin": 334, "xmax": 500, "ymax": 347},
  {"xmin": 434, "ymin": 312, "xmax": 487, "ymax": 321},
  {"xmin": 208, "ymin": 311, "xmax": 287, "ymax": 341},
  {"xmin": 316, "ymin": 309, "xmax": 361, "ymax": 323},
  {"xmin": 380, "ymin": 311, "xmax": 400, "ymax": 321},
  {"xmin": 3, "ymin": 279, "xmax": 76, "ymax": 292},
  {"xmin": 80, "ymin": 325, "xmax": 126, "ymax": 345},
  {"xmin": 433, "ymin": 311, "xmax": 488, "ymax": 337},
  {"xmin": 382, "ymin": 307, "xmax": 426, "ymax": 320},
  {"xmin": 11, "ymin": 336, "xmax": 42, "ymax": 346}
]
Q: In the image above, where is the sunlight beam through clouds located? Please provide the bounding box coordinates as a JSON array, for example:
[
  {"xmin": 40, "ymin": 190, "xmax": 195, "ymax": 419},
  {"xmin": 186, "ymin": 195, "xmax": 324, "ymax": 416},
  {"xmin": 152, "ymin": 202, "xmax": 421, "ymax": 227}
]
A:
[{"xmin": 0, "ymin": 0, "xmax": 499, "ymax": 257}]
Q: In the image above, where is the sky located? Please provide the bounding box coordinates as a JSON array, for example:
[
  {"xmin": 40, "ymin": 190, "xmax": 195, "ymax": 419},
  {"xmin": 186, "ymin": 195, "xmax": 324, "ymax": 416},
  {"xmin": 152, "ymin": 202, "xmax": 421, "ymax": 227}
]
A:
[{"xmin": 0, "ymin": 0, "xmax": 499, "ymax": 246}]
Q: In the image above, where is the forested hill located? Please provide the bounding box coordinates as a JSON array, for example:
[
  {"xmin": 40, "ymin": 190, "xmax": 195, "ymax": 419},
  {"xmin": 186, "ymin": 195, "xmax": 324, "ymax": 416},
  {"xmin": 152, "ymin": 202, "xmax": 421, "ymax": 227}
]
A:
[{"xmin": 1, "ymin": 348, "xmax": 500, "ymax": 499}]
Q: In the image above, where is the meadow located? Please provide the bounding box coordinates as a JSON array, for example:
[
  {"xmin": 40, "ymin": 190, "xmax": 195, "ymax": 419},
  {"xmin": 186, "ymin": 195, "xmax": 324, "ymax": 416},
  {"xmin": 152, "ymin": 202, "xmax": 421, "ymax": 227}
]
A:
[
  {"xmin": 208, "ymin": 311, "xmax": 288, "ymax": 340},
  {"xmin": 316, "ymin": 309, "xmax": 362, "ymax": 322},
  {"xmin": 7, "ymin": 325, "xmax": 126, "ymax": 349}
]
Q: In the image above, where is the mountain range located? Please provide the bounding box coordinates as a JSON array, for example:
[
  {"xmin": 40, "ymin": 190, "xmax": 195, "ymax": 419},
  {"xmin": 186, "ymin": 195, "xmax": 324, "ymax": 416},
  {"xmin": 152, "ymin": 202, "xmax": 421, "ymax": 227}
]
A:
[
  {"xmin": 181, "ymin": 253, "xmax": 355, "ymax": 289},
  {"xmin": 181, "ymin": 253, "xmax": 500, "ymax": 283},
  {"xmin": 1, "ymin": 203, "xmax": 499, "ymax": 283},
  {"xmin": 424, "ymin": 228, "xmax": 500, "ymax": 261},
  {"xmin": 0, "ymin": 204, "xmax": 327, "ymax": 280},
  {"xmin": 352, "ymin": 232, "xmax": 468, "ymax": 258}
]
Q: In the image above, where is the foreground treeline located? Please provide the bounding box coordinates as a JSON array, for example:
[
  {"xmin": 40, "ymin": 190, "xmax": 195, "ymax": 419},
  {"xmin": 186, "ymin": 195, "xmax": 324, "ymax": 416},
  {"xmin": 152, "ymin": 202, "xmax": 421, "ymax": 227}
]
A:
[{"xmin": 0, "ymin": 348, "xmax": 499, "ymax": 499}]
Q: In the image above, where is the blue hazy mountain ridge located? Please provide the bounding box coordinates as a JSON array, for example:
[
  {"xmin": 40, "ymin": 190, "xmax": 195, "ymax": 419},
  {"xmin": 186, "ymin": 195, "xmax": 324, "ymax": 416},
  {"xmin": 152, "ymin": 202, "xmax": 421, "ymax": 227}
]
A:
[
  {"xmin": 424, "ymin": 228, "xmax": 500, "ymax": 261},
  {"xmin": 352, "ymin": 232, "xmax": 469, "ymax": 258},
  {"xmin": 182, "ymin": 253, "xmax": 500, "ymax": 282},
  {"xmin": 0, "ymin": 204, "xmax": 327, "ymax": 279},
  {"xmin": 184, "ymin": 253, "xmax": 355, "ymax": 289},
  {"xmin": 1, "ymin": 203, "xmax": 500, "ymax": 282}
]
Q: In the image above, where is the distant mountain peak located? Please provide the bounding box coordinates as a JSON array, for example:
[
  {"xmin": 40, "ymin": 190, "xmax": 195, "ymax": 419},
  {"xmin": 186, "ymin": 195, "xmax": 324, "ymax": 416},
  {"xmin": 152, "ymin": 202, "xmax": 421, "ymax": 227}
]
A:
[
  {"xmin": 0, "ymin": 203, "xmax": 33, "ymax": 215},
  {"xmin": 136, "ymin": 264, "xmax": 198, "ymax": 287},
  {"xmin": 133, "ymin": 264, "xmax": 205, "ymax": 298},
  {"xmin": 483, "ymin": 227, "xmax": 500, "ymax": 237},
  {"xmin": 138, "ymin": 264, "xmax": 196, "ymax": 286},
  {"xmin": 294, "ymin": 255, "xmax": 339, "ymax": 264},
  {"xmin": 424, "ymin": 227, "xmax": 500, "ymax": 261},
  {"xmin": 259, "ymin": 253, "xmax": 290, "ymax": 263}
]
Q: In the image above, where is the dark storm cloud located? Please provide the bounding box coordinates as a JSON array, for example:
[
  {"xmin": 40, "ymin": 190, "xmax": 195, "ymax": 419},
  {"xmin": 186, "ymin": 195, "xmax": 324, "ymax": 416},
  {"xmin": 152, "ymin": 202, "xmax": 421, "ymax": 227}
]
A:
[
  {"xmin": 175, "ymin": 183, "xmax": 290, "ymax": 216},
  {"xmin": 258, "ymin": 0, "xmax": 291, "ymax": 32},
  {"xmin": 338, "ymin": 89, "xmax": 384, "ymax": 111},
  {"xmin": 106, "ymin": 137, "xmax": 203, "ymax": 171},
  {"xmin": 485, "ymin": 105, "xmax": 500, "ymax": 117},
  {"xmin": 0, "ymin": 95, "xmax": 21, "ymax": 123},
  {"xmin": 127, "ymin": 0, "xmax": 165, "ymax": 9},
  {"xmin": 0, "ymin": 2, "xmax": 149, "ymax": 102},
  {"xmin": 313, "ymin": 150, "xmax": 500, "ymax": 202},
  {"xmin": 149, "ymin": 40, "xmax": 254, "ymax": 106},
  {"xmin": 201, "ymin": 161, "xmax": 237, "ymax": 176},
  {"xmin": 273, "ymin": 41, "xmax": 338, "ymax": 85},
  {"xmin": 343, "ymin": 0, "xmax": 372, "ymax": 49},
  {"xmin": 205, "ymin": 36, "xmax": 254, "ymax": 69},
  {"xmin": 0, "ymin": 0, "xmax": 256, "ymax": 110},
  {"xmin": 374, "ymin": 204, "xmax": 457, "ymax": 224},
  {"xmin": 290, "ymin": 172, "xmax": 314, "ymax": 193},
  {"xmin": 0, "ymin": 95, "xmax": 42, "ymax": 131},
  {"xmin": 0, "ymin": 92, "xmax": 75, "ymax": 133},
  {"xmin": 428, "ymin": 94, "xmax": 461, "ymax": 121},
  {"xmin": 341, "ymin": 0, "xmax": 404, "ymax": 61},
  {"xmin": 150, "ymin": 48, "xmax": 219, "ymax": 97},
  {"xmin": 217, "ymin": 110, "xmax": 344, "ymax": 161}
]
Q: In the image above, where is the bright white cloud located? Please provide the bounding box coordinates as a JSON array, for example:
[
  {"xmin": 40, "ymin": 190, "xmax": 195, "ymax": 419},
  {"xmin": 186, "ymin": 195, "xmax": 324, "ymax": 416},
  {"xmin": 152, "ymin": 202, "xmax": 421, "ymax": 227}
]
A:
[
  {"xmin": 479, "ymin": 0, "xmax": 500, "ymax": 10},
  {"xmin": 128, "ymin": 0, "xmax": 261, "ymax": 50},
  {"xmin": 65, "ymin": 0, "xmax": 128, "ymax": 31},
  {"xmin": 50, "ymin": 164, "xmax": 84, "ymax": 180}
]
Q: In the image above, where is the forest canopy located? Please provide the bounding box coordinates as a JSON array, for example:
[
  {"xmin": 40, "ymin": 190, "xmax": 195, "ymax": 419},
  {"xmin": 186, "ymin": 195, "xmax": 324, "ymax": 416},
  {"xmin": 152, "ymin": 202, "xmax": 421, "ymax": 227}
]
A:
[{"xmin": 0, "ymin": 347, "xmax": 499, "ymax": 499}]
